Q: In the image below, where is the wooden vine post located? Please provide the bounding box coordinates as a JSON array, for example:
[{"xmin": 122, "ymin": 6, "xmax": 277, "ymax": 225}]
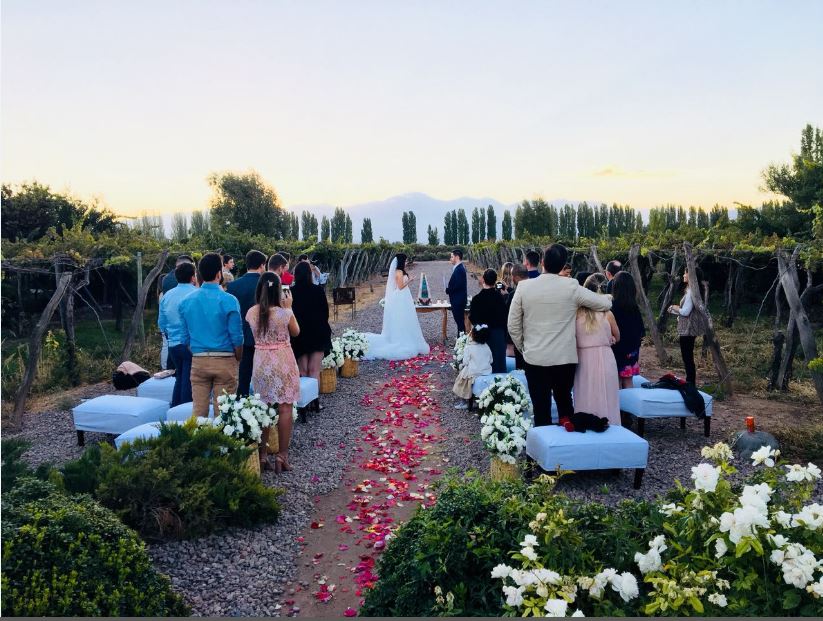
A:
[
  {"xmin": 589, "ymin": 245, "xmax": 605, "ymax": 274},
  {"xmin": 776, "ymin": 249, "xmax": 823, "ymax": 404},
  {"xmin": 120, "ymin": 250, "xmax": 169, "ymax": 363},
  {"xmin": 682, "ymin": 242, "xmax": 733, "ymax": 395},
  {"xmin": 10, "ymin": 273, "xmax": 73, "ymax": 431},
  {"xmin": 628, "ymin": 244, "xmax": 668, "ymax": 366},
  {"xmin": 657, "ymin": 248, "xmax": 679, "ymax": 333}
]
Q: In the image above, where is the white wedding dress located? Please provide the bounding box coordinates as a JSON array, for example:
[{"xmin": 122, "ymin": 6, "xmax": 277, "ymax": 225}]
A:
[{"xmin": 364, "ymin": 258, "xmax": 430, "ymax": 360}]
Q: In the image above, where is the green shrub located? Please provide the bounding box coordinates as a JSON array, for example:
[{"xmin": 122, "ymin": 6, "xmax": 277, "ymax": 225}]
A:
[
  {"xmin": 59, "ymin": 421, "xmax": 282, "ymax": 539},
  {"xmin": 1, "ymin": 479, "xmax": 189, "ymax": 616}
]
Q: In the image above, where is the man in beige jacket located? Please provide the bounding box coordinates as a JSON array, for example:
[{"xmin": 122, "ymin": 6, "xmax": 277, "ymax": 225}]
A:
[{"xmin": 508, "ymin": 244, "xmax": 612, "ymax": 427}]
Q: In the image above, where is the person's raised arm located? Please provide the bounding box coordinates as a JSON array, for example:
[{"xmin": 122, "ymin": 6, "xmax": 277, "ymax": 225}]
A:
[
  {"xmin": 507, "ymin": 286, "xmax": 525, "ymax": 352},
  {"xmin": 574, "ymin": 284, "xmax": 612, "ymax": 311}
]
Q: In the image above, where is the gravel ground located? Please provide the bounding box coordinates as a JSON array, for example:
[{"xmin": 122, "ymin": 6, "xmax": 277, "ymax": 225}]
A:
[{"xmin": 7, "ymin": 260, "xmax": 819, "ymax": 615}]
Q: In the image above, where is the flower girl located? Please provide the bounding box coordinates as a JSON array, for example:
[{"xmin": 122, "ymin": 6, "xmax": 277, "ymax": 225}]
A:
[{"xmin": 453, "ymin": 324, "xmax": 493, "ymax": 409}]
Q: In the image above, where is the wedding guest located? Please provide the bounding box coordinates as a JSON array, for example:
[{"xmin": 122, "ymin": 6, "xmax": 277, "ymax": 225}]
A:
[
  {"xmin": 162, "ymin": 254, "xmax": 194, "ymax": 294},
  {"xmin": 157, "ymin": 261, "xmax": 198, "ymax": 406},
  {"xmin": 452, "ymin": 325, "xmax": 493, "ymax": 409},
  {"xmin": 179, "ymin": 253, "xmax": 244, "ymax": 419},
  {"xmin": 246, "ymin": 272, "xmax": 301, "ymax": 472},
  {"xmin": 573, "ymin": 274, "xmax": 621, "ymax": 425},
  {"xmin": 508, "ymin": 244, "xmax": 612, "ymax": 427},
  {"xmin": 268, "ymin": 253, "xmax": 288, "ymax": 278},
  {"xmin": 611, "ymin": 271, "xmax": 646, "ymax": 388},
  {"xmin": 500, "ymin": 262, "xmax": 515, "ymax": 295},
  {"xmin": 506, "ymin": 264, "xmax": 529, "ymax": 369},
  {"xmin": 668, "ymin": 267, "xmax": 707, "ymax": 385},
  {"xmin": 469, "ymin": 269, "xmax": 508, "ymax": 373},
  {"xmin": 524, "ymin": 250, "xmax": 541, "ymax": 279},
  {"xmin": 446, "ymin": 249, "xmax": 468, "ymax": 335},
  {"xmin": 605, "ymin": 259, "xmax": 622, "ymax": 293},
  {"xmin": 290, "ymin": 261, "xmax": 332, "ymax": 383},
  {"xmin": 575, "ymin": 271, "xmax": 592, "ymax": 286},
  {"xmin": 298, "ymin": 254, "xmax": 322, "ymax": 284},
  {"xmin": 279, "ymin": 253, "xmax": 295, "ymax": 285},
  {"xmin": 222, "ymin": 254, "xmax": 235, "ymax": 288},
  {"xmin": 227, "ymin": 250, "xmax": 268, "ymax": 396},
  {"xmin": 560, "ymin": 263, "xmax": 573, "ymax": 278}
]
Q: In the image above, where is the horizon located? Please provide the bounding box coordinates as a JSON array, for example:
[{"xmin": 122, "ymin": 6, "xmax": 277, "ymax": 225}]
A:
[{"xmin": 3, "ymin": 1, "xmax": 822, "ymax": 218}]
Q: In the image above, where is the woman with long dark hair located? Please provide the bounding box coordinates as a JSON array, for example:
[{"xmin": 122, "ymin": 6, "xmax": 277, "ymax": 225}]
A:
[
  {"xmin": 610, "ymin": 271, "xmax": 646, "ymax": 389},
  {"xmin": 363, "ymin": 253, "xmax": 430, "ymax": 360},
  {"xmin": 469, "ymin": 268, "xmax": 508, "ymax": 373},
  {"xmin": 246, "ymin": 271, "xmax": 301, "ymax": 472},
  {"xmin": 668, "ymin": 267, "xmax": 707, "ymax": 385},
  {"xmin": 290, "ymin": 261, "xmax": 332, "ymax": 382}
]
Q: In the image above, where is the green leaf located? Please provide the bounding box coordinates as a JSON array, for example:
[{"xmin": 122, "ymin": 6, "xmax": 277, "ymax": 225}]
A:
[
  {"xmin": 689, "ymin": 596, "xmax": 704, "ymax": 613},
  {"xmin": 782, "ymin": 589, "xmax": 801, "ymax": 610}
]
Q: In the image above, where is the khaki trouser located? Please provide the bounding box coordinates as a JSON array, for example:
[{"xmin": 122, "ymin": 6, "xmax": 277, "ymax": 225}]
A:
[{"xmin": 191, "ymin": 356, "xmax": 238, "ymax": 419}]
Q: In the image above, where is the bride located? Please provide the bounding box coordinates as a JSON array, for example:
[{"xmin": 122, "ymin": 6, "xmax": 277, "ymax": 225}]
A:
[{"xmin": 364, "ymin": 253, "xmax": 430, "ymax": 360}]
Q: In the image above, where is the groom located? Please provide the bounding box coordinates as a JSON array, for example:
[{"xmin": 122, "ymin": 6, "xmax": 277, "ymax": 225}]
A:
[{"xmin": 446, "ymin": 248, "xmax": 467, "ymax": 335}]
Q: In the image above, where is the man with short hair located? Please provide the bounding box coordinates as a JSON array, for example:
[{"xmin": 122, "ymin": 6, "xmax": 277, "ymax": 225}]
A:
[
  {"xmin": 180, "ymin": 253, "xmax": 244, "ymax": 418},
  {"xmin": 445, "ymin": 248, "xmax": 467, "ymax": 335},
  {"xmin": 267, "ymin": 253, "xmax": 288, "ymax": 276},
  {"xmin": 605, "ymin": 260, "xmax": 622, "ymax": 293},
  {"xmin": 524, "ymin": 250, "xmax": 541, "ymax": 279},
  {"xmin": 161, "ymin": 254, "xmax": 194, "ymax": 294},
  {"xmin": 222, "ymin": 255, "xmax": 235, "ymax": 288},
  {"xmin": 158, "ymin": 262, "xmax": 198, "ymax": 406},
  {"xmin": 227, "ymin": 250, "xmax": 268, "ymax": 396},
  {"xmin": 507, "ymin": 263, "xmax": 530, "ymax": 370},
  {"xmin": 508, "ymin": 244, "xmax": 612, "ymax": 427}
]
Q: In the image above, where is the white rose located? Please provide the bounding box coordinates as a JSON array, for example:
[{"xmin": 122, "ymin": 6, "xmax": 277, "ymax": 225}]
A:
[
  {"xmin": 691, "ymin": 463, "xmax": 721, "ymax": 493},
  {"xmin": 490, "ymin": 564, "xmax": 512, "ymax": 579},
  {"xmin": 714, "ymin": 538, "xmax": 728, "ymax": 558},
  {"xmin": 708, "ymin": 593, "xmax": 728, "ymax": 607},
  {"xmin": 543, "ymin": 599, "xmax": 568, "ymax": 617},
  {"xmin": 750, "ymin": 444, "xmax": 778, "ymax": 467}
]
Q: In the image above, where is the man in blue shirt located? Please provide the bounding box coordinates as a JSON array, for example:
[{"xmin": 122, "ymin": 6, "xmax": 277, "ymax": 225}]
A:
[
  {"xmin": 158, "ymin": 262, "xmax": 198, "ymax": 406},
  {"xmin": 227, "ymin": 249, "xmax": 267, "ymax": 396},
  {"xmin": 180, "ymin": 253, "xmax": 244, "ymax": 418},
  {"xmin": 161, "ymin": 254, "xmax": 195, "ymax": 294}
]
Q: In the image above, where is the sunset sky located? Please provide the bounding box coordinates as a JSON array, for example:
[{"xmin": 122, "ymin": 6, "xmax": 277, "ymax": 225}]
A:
[{"xmin": 2, "ymin": 0, "xmax": 822, "ymax": 217}]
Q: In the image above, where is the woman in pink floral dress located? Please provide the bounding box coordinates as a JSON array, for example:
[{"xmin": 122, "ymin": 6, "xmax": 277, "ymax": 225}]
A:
[{"xmin": 246, "ymin": 272, "xmax": 300, "ymax": 472}]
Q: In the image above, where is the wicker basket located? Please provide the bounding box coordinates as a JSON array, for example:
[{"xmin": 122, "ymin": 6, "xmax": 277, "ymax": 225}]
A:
[
  {"xmin": 340, "ymin": 358, "xmax": 359, "ymax": 378},
  {"xmin": 266, "ymin": 429, "xmax": 280, "ymax": 455},
  {"xmin": 246, "ymin": 443, "xmax": 261, "ymax": 477},
  {"xmin": 489, "ymin": 456, "xmax": 519, "ymax": 482},
  {"xmin": 320, "ymin": 367, "xmax": 338, "ymax": 393}
]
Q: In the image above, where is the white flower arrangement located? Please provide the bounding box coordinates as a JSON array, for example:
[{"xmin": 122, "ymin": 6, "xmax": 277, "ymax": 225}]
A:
[
  {"xmin": 451, "ymin": 332, "xmax": 470, "ymax": 371},
  {"xmin": 322, "ymin": 337, "xmax": 345, "ymax": 369},
  {"xmin": 477, "ymin": 376, "xmax": 532, "ymax": 465},
  {"xmin": 379, "ymin": 297, "xmax": 386, "ymax": 309},
  {"xmin": 215, "ymin": 391, "xmax": 278, "ymax": 445},
  {"xmin": 340, "ymin": 328, "xmax": 369, "ymax": 360}
]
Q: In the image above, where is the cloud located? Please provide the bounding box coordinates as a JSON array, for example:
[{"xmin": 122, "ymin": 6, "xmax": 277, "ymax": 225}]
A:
[{"xmin": 592, "ymin": 166, "xmax": 676, "ymax": 179}]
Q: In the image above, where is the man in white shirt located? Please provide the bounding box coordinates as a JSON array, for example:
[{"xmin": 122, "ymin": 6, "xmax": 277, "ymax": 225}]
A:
[{"xmin": 508, "ymin": 244, "xmax": 612, "ymax": 426}]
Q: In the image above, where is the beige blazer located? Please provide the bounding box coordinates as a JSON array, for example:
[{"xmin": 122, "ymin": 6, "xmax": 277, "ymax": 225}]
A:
[{"xmin": 508, "ymin": 274, "xmax": 613, "ymax": 367}]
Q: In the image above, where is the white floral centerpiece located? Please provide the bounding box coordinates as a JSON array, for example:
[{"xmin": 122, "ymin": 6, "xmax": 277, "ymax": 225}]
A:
[
  {"xmin": 322, "ymin": 337, "xmax": 345, "ymax": 370},
  {"xmin": 451, "ymin": 332, "xmax": 470, "ymax": 371},
  {"xmin": 215, "ymin": 391, "xmax": 278, "ymax": 445},
  {"xmin": 340, "ymin": 328, "xmax": 369, "ymax": 361},
  {"xmin": 478, "ymin": 376, "xmax": 532, "ymax": 478},
  {"xmin": 491, "ymin": 441, "xmax": 823, "ymax": 617}
]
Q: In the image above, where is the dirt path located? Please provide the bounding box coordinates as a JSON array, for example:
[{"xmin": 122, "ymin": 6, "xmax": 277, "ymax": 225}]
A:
[{"xmin": 284, "ymin": 348, "xmax": 454, "ymax": 617}]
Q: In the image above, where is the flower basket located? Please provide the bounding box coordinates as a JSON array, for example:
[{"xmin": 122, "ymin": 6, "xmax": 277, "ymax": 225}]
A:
[
  {"xmin": 490, "ymin": 456, "xmax": 520, "ymax": 482},
  {"xmin": 341, "ymin": 358, "xmax": 359, "ymax": 378},
  {"xmin": 320, "ymin": 367, "xmax": 338, "ymax": 393},
  {"xmin": 266, "ymin": 429, "xmax": 280, "ymax": 455},
  {"xmin": 215, "ymin": 391, "xmax": 278, "ymax": 450},
  {"xmin": 339, "ymin": 329, "xmax": 368, "ymax": 367},
  {"xmin": 246, "ymin": 442, "xmax": 261, "ymax": 476},
  {"xmin": 478, "ymin": 376, "xmax": 532, "ymax": 468},
  {"xmin": 452, "ymin": 332, "xmax": 470, "ymax": 371}
]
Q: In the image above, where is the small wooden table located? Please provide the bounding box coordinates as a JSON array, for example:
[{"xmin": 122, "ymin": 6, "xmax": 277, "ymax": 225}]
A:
[{"xmin": 415, "ymin": 303, "xmax": 470, "ymax": 343}]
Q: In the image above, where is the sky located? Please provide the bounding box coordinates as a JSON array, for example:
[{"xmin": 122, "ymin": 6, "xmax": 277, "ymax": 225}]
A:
[{"xmin": 2, "ymin": 0, "xmax": 822, "ymax": 217}]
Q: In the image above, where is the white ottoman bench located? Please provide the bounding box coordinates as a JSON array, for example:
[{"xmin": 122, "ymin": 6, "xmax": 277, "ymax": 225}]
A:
[
  {"xmin": 470, "ymin": 370, "xmax": 528, "ymax": 410},
  {"xmin": 72, "ymin": 395, "xmax": 169, "ymax": 446},
  {"xmin": 526, "ymin": 425, "xmax": 649, "ymax": 489},
  {"xmin": 166, "ymin": 402, "xmax": 214, "ymax": 422},
  {"xmin": 505, "ymin": 356, "xmax": 516, "ymax": 372},
  {"xmin": 114, "ymin": 418, "xmax": 214, "ymax": 448},
  {"xmin": 620, "ymin": 376, "xmax": 713, "ymax": 437},
  {"xmin": 136, "ymin": 376, "xmax": 176, "ymax": 403},
  {"xmin": 296, "ymin": 377, "xmax": 320, "ymax": 423}
]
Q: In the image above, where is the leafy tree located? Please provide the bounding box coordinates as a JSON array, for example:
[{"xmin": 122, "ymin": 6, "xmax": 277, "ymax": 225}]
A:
[
  {"xmin": 170, "ymin": 213, "xmax": 188, "ymax": 241},
  {"xmin": 486, "ymin": 205, "xmax": 497, "ymax": 240},
  {"xmin": 401, "ymin": 212, "xmax": 409, "ymax": 243},
  {"xmin": 762, "ymin": 123, "xmax": 823, "ymax": 238},
  {"xmin": 190, "ymin": 209, "xmax": 210, "ymax": 236},
  {"xmin": 471, "ymin": 207, "xmax": 480, "ymax": 244},
  {"xmin": 457, "ymin": 209, "xmax": 470, "ymax": 245},
  {"xmin": 710, "ymin": 204, "xmax": 730, "ymax": 227},
  {"xmin": 501, "ymin": 210, "xmax": 513, "ymax": 240},
  {"xmin": 331, "ymin": 207, "xmax": 348, "ymax": 243},
  {"xmin": 426, "ymin": 225, "xmax": 439, "ymax": 245},
  {"xmin": 345, "ymin": 213, "xmax": 353, "ymax": 243},
  {"xmin": 208, "ymin": 170, "xmax": 288, "ymax": 238},
  {"xmin": 443, "ymin": 211, "xmax": 454, "ymax": 246},
  {"xmin": 697, "ymin": 207, "xmax": 710, "ymax": 229},
  {"xmin": 288, "ymin": 212, "xmax": 300, "ymax": 240},
  {"xmin": 320, "ymin": 215, "xmax": 330, "ymax": 242},
  {"xmin": 361, "ymin": 218, "xmax": 373, "ymax": 243},
  {"xmin": 407, "ymin": 211, "xmax": 417, "ymax": 243},
  {"xmin": 300, "ymin": 211, "xmax": 318, "ymax": 239},
  {"xmin": 131, "ymin": 213, "xmax": 165, "ymax": 240}
]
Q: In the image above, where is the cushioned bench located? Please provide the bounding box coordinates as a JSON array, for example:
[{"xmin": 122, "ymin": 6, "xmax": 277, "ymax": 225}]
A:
[
  {"xmin": 114, "ymin": 418, "xmax": 213, "ymax": 449},
  {"xmin": 296, "ymin": 377, "xmax": 320, "ymax": 423},
  {"xmin": 136, "ymin": 376, "xmax": 176, "ymax": 403},
  {"xmin": 620, "ymin": 376, "xmax": 713, "ymax": 437},
  {"xmin": 526, "ymin": 424, "xmax": 649, "ymax": 488},
  {"xmin": 166, "ymin": 402, "xmax": 214, "ymax": 422},
  {"xmin": 72, "ymin": 395, "xmax": 169, "ymax": 446},
  {"xmin": 505, "ymin": 356, "xmax": 516, "ymax": 372}
]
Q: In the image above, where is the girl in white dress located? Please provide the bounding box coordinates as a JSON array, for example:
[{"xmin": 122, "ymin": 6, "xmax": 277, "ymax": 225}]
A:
[{"xmin": 453, "ymin": 325, "xmax": 493, "ymax": 406}]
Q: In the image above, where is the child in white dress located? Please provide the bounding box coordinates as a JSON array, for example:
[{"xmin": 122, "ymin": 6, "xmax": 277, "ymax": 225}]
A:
[{"xmin": 453, "ymin": 324, "xmax": 493, "ymax": 407}]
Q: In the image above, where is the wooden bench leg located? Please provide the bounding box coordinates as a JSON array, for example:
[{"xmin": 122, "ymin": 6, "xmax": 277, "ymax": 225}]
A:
[
  {"xmin": 468, "ymin": 396, "xmax": 475, "ymax": 411},
  {"xmin": 77, "ymin": 430, "xmax": 85, "ymax": 447},
  {"xmin": 636, "ymin": 418, "xmax": 645, "ymax": 438},
  {"xmin": 704, "ymin": 417, "xmax": 711, "ymax": 437},
  {"xmin": 633, "ymin": 468, "xmax": 645, "ymax": 489},
  {"xmin": 680, "ymin": 417, "xmax": 687, "ymax": 430},
  {"xmin": 298, "ymin": 408, "xmax": 308, "ymax": 424}
]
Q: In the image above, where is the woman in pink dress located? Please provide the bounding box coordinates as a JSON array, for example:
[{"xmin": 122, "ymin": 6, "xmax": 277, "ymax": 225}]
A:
[
  {"xmin": 573, "ymin": 274, "xmax": 621, "ymax": 425},
  {"xmin": 246, "ymin": 272, "xmax": 301, "ymax": 472}
]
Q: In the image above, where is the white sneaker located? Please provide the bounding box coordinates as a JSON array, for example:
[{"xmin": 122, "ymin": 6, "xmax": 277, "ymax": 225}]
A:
[{"xmin": 454, "ymin": 402, "xmax": 469, "ymax": 410}]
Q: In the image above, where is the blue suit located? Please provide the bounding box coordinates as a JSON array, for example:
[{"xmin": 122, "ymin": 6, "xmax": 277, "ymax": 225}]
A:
[
  {"xmin": 226, "ymin": 272, "xmax": 260, "ymax": 396},
  {"xmin": 446, "ymin": 263, "xmax": 468, "ymax": 335}
]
